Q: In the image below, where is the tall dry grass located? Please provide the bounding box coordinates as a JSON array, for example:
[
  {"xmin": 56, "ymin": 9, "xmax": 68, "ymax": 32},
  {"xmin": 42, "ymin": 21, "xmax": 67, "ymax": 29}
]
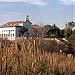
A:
[{"xmin": 0, "ymin": 38, "xmax": 75, "ymax": 75}]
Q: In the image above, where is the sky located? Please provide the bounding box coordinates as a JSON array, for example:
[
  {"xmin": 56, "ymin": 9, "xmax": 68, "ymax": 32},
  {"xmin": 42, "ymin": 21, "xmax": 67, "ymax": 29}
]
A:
[{"xmin": 0, "ymin": 0, "xmax": 75, "ymax": 28}]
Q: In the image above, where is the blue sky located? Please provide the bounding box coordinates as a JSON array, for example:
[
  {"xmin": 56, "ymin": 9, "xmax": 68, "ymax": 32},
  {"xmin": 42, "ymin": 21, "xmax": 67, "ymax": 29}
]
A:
[{"xmin": 0, "ymin": 0, "xmax": 74, "ymax": 28}]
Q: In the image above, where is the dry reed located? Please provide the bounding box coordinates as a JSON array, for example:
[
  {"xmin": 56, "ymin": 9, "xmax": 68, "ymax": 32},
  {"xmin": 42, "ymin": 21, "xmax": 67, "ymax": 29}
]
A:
[{"xmin": 0, "ymin": 38, "xmax": 75, "ymax": 75}]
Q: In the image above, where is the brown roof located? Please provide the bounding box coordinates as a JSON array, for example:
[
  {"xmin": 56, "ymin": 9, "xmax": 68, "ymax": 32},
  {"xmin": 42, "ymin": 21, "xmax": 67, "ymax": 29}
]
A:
[
  {"xmin": 5, "ymin": 21, "xmax": 23, "ymax": 26},
  {"xmin": 0, "ymin": 21, "xmax": 23, "ymax": 28},
  {"xmin": 0, "ymin": 20, "xmax": 32, "ymax": 28},
  {"xmin": 0, "ymin": 25, "xmax": 22, "ymax": 28}
]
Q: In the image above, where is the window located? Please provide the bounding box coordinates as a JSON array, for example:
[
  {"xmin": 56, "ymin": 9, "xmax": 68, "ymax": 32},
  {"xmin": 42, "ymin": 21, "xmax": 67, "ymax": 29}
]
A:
[
  {"xmin": 6, "ymin": 34, "xmax": 7, "ymax": 37},
  {"xmin": 11, "ymin": 34, "xmax": 12, "ymax": 37},
  {"xmin": 2, "ymin": 34, "xmax": 3, "ymax": 37},
  {"xmin": 9, "ymin": 30, "xmax": 10, "ymax": 34},
  {"xmin": 13, "ymin": 34, "xmax": 14, "ymax": 37},
  {"xmin": 4, "ymin": 34, "xmax": 5, "ymax": 37}
]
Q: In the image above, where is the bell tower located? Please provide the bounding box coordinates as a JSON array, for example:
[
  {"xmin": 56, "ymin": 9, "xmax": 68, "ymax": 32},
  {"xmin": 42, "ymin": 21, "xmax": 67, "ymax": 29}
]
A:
[
  {"xmin": 24, "ymin": 15, "xmax": 32, "ymax": 37},
  {"xmin": 26, "ymin": 15, "xmax": 29, "ymax": 21}
]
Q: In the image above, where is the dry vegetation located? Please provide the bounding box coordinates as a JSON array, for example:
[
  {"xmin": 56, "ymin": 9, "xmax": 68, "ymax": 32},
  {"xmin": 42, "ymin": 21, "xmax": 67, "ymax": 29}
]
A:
[{"xmin": 0, "ymin": 38, "xmax": 75, "ymax": 75}]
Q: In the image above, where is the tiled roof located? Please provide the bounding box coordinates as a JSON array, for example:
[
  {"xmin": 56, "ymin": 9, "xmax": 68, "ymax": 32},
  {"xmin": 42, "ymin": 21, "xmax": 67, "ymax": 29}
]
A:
[
  {"xmin": 0, "ymin": 25, "xmax": 22, "ymax": 28},
  {"xmin": 0, "ymin": 20, "xmax": 32, "ymax": 28},
  {"xmin": 0, "ymin": 21, "xmax": 23, "ymax": 28},
  {"xmin": 5, "ymin": 21, "xmax": 23, "ymax": 26}
]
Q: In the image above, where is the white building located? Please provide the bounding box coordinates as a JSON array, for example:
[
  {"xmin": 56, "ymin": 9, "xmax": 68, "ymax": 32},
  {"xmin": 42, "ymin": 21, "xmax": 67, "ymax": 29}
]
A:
[{"xmin": 0, "ymin": 15, "xmax": 32, "ymax": 40}]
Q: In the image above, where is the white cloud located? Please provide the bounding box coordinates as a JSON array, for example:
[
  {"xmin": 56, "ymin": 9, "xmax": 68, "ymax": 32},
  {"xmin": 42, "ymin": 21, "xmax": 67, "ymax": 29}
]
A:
[
  {"xmin": 8, "ymin": 12, "xmax": 25, "ymax": 15},
  {"xmin": 0, "ymin": 12, "xmax": 25, "ymax": 17},
  {"xmin": 0, "ymin": 0, "xmax": 46, "ymax": 6},
  {"xmin": 59, "ymin": 0, "xmax": 75, "ymax": 5}
]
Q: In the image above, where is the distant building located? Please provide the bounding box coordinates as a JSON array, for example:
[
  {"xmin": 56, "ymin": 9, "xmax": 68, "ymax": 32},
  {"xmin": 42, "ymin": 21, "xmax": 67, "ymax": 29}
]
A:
[{"xmin": 0, "ymin": 15, "xmax": 32, "ymax": 40}]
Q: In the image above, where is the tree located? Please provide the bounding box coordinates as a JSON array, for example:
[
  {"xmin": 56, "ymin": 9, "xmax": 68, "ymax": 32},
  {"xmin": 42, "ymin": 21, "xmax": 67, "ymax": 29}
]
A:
[
  {"xmin": 64, "ymin": 28, "xmax": 72, "ymax": 39},
  {"xmin": 42, "ymin": 25, "xmax": 51, "ymax": 37},
  {"xmin": 50, "ymin": 24, "xmax": 60, "ymax": 37},
  {"xmin": 31, "ymin": 25, "xmax": 42, "ymax": 37},
  {"xmin": 64, "ymin": 22, "xmax": 75, "ymax": 42},
  {"xmin": 42, "ymin": 24, "xmax": 61, "ymax": 38},
  {"xmin": 65, "ymin": 21, "xmax": 75, "ymax": 29},
  {"xmin": 20, "ymin": 26, "xmax": 28, "ymax": 37},
  {"xmin": 67, "ymin": 30, "xmax": 75, "ymax": 42},
  {"xmin": 60, "ymin": 29, "xmax": 64, "ymax": 38},
  {"xmin": 68, "ymin": 21, "xmax": 75, "ymax": 27}
]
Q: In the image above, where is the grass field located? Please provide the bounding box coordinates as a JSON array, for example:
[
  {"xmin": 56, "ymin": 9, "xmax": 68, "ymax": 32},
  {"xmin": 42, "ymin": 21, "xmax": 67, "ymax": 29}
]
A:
[{"xmin": 0, "ymin": 38, "xmax": 75, "ymax": 75}]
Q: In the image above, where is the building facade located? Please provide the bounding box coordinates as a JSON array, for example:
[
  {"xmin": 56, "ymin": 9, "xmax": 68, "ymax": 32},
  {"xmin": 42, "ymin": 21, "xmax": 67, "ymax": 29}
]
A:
[{"xmin": 0, "ymin": 15, "xmax": 32, "ymax": 40}]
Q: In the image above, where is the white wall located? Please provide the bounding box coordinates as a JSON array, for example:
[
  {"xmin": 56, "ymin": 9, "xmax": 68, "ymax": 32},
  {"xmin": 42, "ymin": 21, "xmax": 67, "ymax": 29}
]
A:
[
  {"xmin": 0, "ymin": 27, "xmax": 16, "ymax": 40},
  {"xmin": 19, "ymin": 23, "xmax": 23, "ymax": 26}
]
